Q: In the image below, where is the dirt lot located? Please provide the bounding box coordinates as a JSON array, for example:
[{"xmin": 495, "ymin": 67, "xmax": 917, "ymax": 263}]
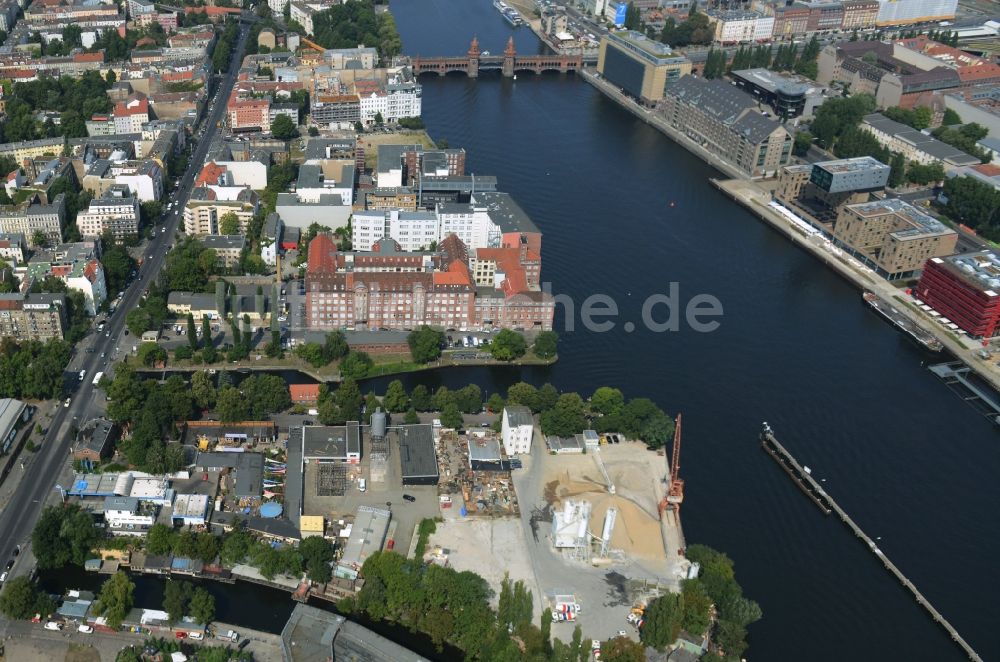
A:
[{"xmin": 427, "ymin": 517, "xmax": 542, "ymax": 616}]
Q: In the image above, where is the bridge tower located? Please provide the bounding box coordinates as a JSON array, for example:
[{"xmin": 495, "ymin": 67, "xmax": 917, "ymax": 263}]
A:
[
  {"xmin": 502, "ymin": 36, "xmax": 516, "ymax": 77},
  {"xmin": 467, "ymin": 36, "xmax": 480, "ymax": 78}
]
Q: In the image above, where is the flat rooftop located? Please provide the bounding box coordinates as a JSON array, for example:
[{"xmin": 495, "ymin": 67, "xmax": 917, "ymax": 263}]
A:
[
  {"xmin": 606, "ymin": 29, "xmax": 681, "ymax": 65},
  {"xmin": 815, "ymin": 156, "xmax": 888, "ymax": 174},
  {"xmin": 468, "ymin": 435, "xmax": 503, "ymax": 462},
  {"xmin": 934, "ymin": 251, "xmax": 1000, "ymax": 296},
  {"xmin": 339, "ymin": 506, "xmax": 391, "ymax": 571},
  {"xmin": 302, "ymin": 422, "xmax": 361, "ymax": 459},
  {"xmin": 395, "ymin": 424, "xmax": 439, "ymax": 481},
  {"xmin": 846, "ymin": 198, "xmax": 953, "ymax": 239}
]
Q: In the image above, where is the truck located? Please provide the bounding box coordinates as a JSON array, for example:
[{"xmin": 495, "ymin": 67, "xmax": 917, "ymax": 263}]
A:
[{"xmin": 92, "ymin": 372, "xmax": 104, "ymax": 386}]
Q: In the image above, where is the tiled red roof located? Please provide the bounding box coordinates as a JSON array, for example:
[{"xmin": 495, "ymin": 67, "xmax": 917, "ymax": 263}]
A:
[
  {"xmin": 196, "ymin": 162, "xmax": 227, "ymax": 186},
  {"xmin": 307, "ymin": 233, "xmax": 338, "ymax": 275}
]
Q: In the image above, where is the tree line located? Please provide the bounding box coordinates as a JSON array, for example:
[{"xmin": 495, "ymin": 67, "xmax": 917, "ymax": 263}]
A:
[
  {"xmin": 0, "ymin": 337, "xmax": 71, "ymax": 400},
  {"xmin": 310, "ymin": 0, "xmax": 402, "ymax": 62}
]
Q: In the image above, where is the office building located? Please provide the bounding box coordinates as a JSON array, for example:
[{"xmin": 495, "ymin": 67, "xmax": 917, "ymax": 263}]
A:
[
  {"xmin": 917, "ymin": 251, "xmax": 1000, "ymax": 338},
  {"xmin": 596, "ymin": 30, "xmax": 692, "ymax": 105}
]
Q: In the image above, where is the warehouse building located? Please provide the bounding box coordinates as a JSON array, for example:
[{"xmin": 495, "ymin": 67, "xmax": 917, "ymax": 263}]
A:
[
  {"xmin": 302, "ymin": 422, "xmax": 362, "ymax": 464},
  {"xmin": 335, "ymin": 506, "xmax": 391, "ymax": 581},
  {"xmin": 396, "ymin": 424, "xmax": 439, "ymax": 485}
]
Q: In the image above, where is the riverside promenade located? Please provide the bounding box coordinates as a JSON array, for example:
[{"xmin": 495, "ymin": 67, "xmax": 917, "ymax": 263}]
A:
[{"xmin": 582, "ymin": 67, "xmax": 1000, "ymax": 393}]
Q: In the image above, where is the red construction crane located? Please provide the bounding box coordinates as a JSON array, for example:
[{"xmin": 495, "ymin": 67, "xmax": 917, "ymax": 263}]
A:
[{"xmin": 658, "ymin": 414, "xmax": 684, "ymax": 518}]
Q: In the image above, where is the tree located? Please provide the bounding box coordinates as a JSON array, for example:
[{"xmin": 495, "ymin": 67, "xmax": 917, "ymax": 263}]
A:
[
  {"xmin": 216, "ymin": 386, "xmax": 247, "ymax": 422},
  {"xmin": 138, "ymin": 342, "xmax": 168, "ymax": 367},
  {"xmin": 186, "ymin": 313, "xmax": 199, "ymax": 351},
  {"xmin": 271, "ymin": 113, "xmax": 299, "ymax": 140},
  {"xmin": 506, "ymin": 382, "xmax": 540, "ymax": 412},
  {"xmin": 308, "ymin": 125, "xmax": 320, "ymax": 136},
  {"xmin": 942, "ymin": 108, "xmax": 962, "ymax": 126},
  {"xmin": 340, "ymin": 350, "xmax": 373, "ymax": 379},
  {"xmin": 409, "ymin": 384, "xmax": 432, "ymax": 411},
  {"xmin": 163, "ymin": 580, "xmax": 193, "ymax": 624},
  {"xmin": 602, "ymin": 636, "xmax": 646, "ymax": 662},
  {"xmin": 532, "ymin": 330, "xmax": 558, "ymax": 359},
  {"xmin": 190, "ymin": 587, "xmax": 216, "ymax": 625},
  {"xmin": 490, "ymin": 329, "xmax": 526, "ymax": 361},
  {"xmin": 192, "ymin": 370, "xmax": 217, "ymax": 409},
  {"xmin": 540, "ymin": 393, "xmax": 586, "ymax": 437},
  {"xmin": 219, "ymin": 212, "xmax": 240, "ymax": 235},
  {"xmin": 0, "ymin": 576, "xmax": 56, "ymax": 620},
  {"xmin": 591, "ymin": 387, "xmax": 625, "ymax": 416},
  {"xmin": 440, "ymin": 402, "xmax": 463, "ymax": 429},
  {"xmin": 793, "ymin": 131, "xmax": 813, "ymax": 157},
  {"xmin": 93, "ymin": 571, "xmax": 135, "ymax": 630},
  {"xmin": 31, "ymin": 504, "xmax": 98, "ymax": 569},
  {"xmin": 146, "ymin": 523, "xmax": 177, "ymax": 555},
  {"xmin": 888, "ymin": 152, "xmax": 907, "ymax": 188},
  {"xmin": 404, "ymin": 407, "xmax": 420, "ymax": 424},
  {"xmin": 383, "ymin": 379, "xmax": 408, "ymax": 412},
  {"xmin": 641, "ymin": 593, "xmax": 682, "ymax": 650},
  {"xmin": 407, "ymin": 326, "xmax": 444, "ymax": 363},
  {"xmin": 240, "ymin": 374, "xmax": 292, "ymax": 418},
  {"xmin": 487, "ymin": 393, "xmax": 505, "ymax": 414},
  {"xmin": 680, "ymin": 579, "xmax": 712, "ymax": 635},
  {"xmin": 300, "ymin": 536, "xmax": 334, "ymax": 583}
]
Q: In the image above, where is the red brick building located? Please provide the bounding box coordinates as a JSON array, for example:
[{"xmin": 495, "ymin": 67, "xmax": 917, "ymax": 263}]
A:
[
  {"xmin": 917, "ymin": 252, "xmax": 1000, "ymax": 339},
  {"xmin": 305, "ymin": 232, "xmax": 553, "ymax": 332}
]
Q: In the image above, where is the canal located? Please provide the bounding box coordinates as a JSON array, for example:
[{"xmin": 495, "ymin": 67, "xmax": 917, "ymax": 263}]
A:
[{"xmin": 380, "ymin": 1, "xmax": 999, "ymax": 660}]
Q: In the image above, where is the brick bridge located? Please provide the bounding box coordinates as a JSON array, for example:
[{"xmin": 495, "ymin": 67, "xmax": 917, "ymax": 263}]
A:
[{"xmin": 410, "ymin": 37, "xmax": 583, "ymax": 78}]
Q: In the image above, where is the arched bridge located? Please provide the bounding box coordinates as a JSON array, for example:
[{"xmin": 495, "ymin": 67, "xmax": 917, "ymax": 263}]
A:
[{"xmin": 410, "ymin": 37, "xmax": 583, "ymax": 78}]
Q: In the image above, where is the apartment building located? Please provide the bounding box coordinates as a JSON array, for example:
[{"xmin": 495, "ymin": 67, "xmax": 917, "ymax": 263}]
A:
[
  {"xmin": 0, "ymin": 292, "xmax": 66, "ymax": 340},
  {"xmin": 113, "ymin": 96, "xmax": 151, "ymax": 134},
  {"xmin": 0, "ymin": 194, "xmax": 66, "ymax": 247},
  {"xmin": 659, "ymin": 75, "xmax": 792, "ymax": 177},
  {"xmin": 0, "ymin": 137, "xmax": 65, "ymax": 162},
  {"xmin": 375, "ymin": 144, "xmax": 466, "ymax": 188},
  {"xmin": 26, "ymin": 241, "xmax": 107, "ymax": 315},
  {"xmin": 76, "ymin": 185, "xmax": 140, "ymax": 241},
  {"xmin": 366, "ymin": 187, "xmax": 418, "ymax": 211},
  {"xmin": 706, "ymin": 10, "xmax": 774, "ymax": 44},
  {"xmin": 862, "ymin": 113, "xmax": 981, "ymax": 170},
  {"xmin": 352, "ymin": 191, "xmax": 541, "ymax": 254},
  {"xmin": 833, "ymin": 198, "xmax": 956, "ymax": 279},
  {"xmin": 227, "ymin": 94, "xmax": 271, "ymax": 133},
  {"xmin": 296, "ymin": 162, "xmax": 355, "ymax": 206},
  {"xmin": 841, "ymin": 0, "xmax": 880, "ymax": 29},
  {"xmin": 200, "ymin": 235, "xmax": 246, "ymax": 269},
  {"xmin": 183, "ymin": 186, "xmax": 259, "ymax": 235},
  {"xmin": 0, "ymin": 233, "xmax": 25, "ymax": 264}
]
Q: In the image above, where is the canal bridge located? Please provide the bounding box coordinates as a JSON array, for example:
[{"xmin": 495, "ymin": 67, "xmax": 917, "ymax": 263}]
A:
[{"xmin": 410, "ymin": 37, "xmax": 583, "ymax": 78}]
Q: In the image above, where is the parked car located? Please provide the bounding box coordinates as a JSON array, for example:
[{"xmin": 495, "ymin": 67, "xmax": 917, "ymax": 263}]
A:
[
  {"xmin": 44, "ymin": 622, "xmax": 62, "ymax": 631},
  {"xmin": 189, "ymin": 632, "xmax": 204, "ymax": 641},
  {"xmin": 78, "ymin": 625, "xmax": 93, "ymax": 634},
  {"xmin": 0, "ymin": 572, "xmax": 7, "ymax": 582},
  {"xmin": 402, "ymin": 494, "xmax": 415, "ymax": 502}
]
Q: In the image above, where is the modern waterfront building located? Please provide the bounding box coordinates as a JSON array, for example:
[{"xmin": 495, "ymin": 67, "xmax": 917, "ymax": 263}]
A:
[
  {"xmin": 658, "ymin": 75, "xmax": 793, "ymax": 177},
  {"xmin": 596, "ymin": 30, "xmax": 692, "ymax": 105},
  {"xmin": 730, "ymin": 68, "xmax": 820, "ymax": 119},
  {"xmin": 777, "ymin": 157, "xmax": 891, "ymax": 223},
  {"xmin": 916, "ymin": 251, "xmax": 1000, "ymax": 339},
  {"xmin": 833, "ymin": 198, "xmax": 957, "ymax": 279},
  {"xmin": 811, "ymin": 156, "xmax": 892, "ymax": 194}
]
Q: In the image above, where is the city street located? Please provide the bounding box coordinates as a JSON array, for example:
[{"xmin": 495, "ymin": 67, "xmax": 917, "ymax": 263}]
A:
[{"xmin": 0, "ymin": 9, "xmax": 254, "ymax": 637}]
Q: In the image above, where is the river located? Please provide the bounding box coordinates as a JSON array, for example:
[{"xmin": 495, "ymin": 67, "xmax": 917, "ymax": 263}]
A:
[{"xmin": 379, "ymin": 1, "xmax": 1000, "ymax": 660}]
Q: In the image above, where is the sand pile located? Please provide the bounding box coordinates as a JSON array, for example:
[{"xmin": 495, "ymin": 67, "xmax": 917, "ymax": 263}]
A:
[{"xmin": 589, "ymin": 494, "xmax": 665, "ymax": 560}]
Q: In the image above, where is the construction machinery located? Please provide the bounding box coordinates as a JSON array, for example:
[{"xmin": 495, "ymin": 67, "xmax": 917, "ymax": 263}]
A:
[
  {"xmin": 657, "ymin": 413, "xmax": 684, "ymax": 519},
  {"xmin": 301, "ymin": 36, "xmax": 326, "ymax": 54}
]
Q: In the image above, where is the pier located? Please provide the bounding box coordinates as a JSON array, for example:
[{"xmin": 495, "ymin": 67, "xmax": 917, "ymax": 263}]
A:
[
  {"xmin": 761, "ymin": 425, "xmax": 983, "ymax": 662},
  {"xmin": 929, "ymin": 361, "xmax": 1000, "ymax": 421}
]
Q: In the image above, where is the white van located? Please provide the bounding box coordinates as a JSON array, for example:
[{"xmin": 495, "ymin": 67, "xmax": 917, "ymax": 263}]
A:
[{"xmin": 358, "ymin": 478, "xmax": 367, "ymax": 493}]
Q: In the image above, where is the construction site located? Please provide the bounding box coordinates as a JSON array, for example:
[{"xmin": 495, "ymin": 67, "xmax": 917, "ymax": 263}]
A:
[{"xmin": 435, "ymin": 428, "xmax": 520, "ymax": 517}]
